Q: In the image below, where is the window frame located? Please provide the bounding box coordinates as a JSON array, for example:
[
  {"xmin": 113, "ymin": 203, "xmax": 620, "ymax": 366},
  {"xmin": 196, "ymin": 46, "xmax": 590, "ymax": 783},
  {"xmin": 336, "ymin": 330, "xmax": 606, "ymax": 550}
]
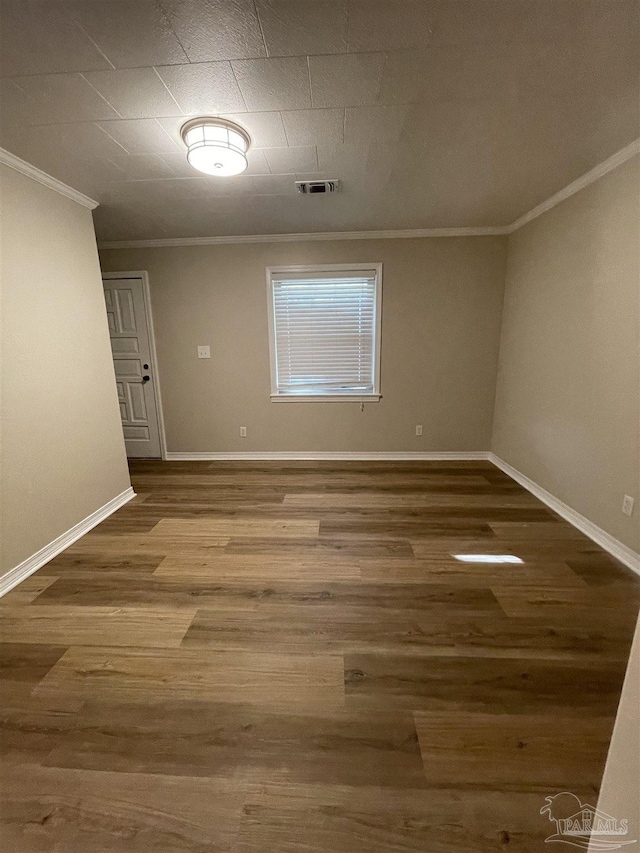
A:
[{"xmin": 266, "ymin": 263, "xmax": 383, "ymax": 403}]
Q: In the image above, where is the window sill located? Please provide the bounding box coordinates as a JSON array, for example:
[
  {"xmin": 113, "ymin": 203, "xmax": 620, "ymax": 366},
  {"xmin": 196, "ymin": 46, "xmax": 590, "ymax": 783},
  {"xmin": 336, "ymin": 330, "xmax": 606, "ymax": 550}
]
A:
[{"xmin": 270, "ymin": 394, "xmax": 381, "ymax": 403}]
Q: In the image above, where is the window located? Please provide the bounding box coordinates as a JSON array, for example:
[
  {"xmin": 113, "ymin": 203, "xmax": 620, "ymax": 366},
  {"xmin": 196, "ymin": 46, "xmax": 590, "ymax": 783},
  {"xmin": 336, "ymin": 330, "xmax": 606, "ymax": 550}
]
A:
[{"xmin": 267, "ymin": 264, "xmax": 382, "ymax": 402}]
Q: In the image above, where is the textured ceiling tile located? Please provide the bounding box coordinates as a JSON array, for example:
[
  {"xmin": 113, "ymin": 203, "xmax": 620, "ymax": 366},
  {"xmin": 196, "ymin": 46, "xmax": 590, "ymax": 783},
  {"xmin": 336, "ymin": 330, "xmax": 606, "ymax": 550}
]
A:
[
  {"xmin": 77, "ymin": 157, "xmax": 132, "ymax": 186},
  {"xmin": 281, "ymin": 108, "xmax": 344, "ymax": 146},
  {"xmin": 573, "ymin": 0, "xmax": 640, "ymax": 44},
  {"xmin": 513, "ymin": 86, "xmax": 638, "ymax": 185},
  {"xmin": 0, "ymin": 80, "xmax": 32, "ymax": 139},
  {"xmin": 76, "ymin": 156, "xmax": 130, "ymax": 184},
  {"xmin": 309, "ymin": 53, "xmax": 385, "ymax": 108},
  {"xmin": 158, "ymin": 151, "xmax": 203, "ymax": 177},
  {"xmin": 156, "ymin": 62, "xmax": 246, "ymax": 113},
  {"xmin": 221, "ymin": 111, "xmax": 288, "ymax": 147},
  {"xmin": 430, "ymin": 0, "xmax": 531, "ymax": 45},
  {"xmin": 347, "ymin": 0, "xmax": 439, "ymax": 52},
  {"xmin": 420, "ymin": 44, "xmax": 519, "ymax": 103},
  {"xmin": 264, "ymin": 145, "xmax": 318, "ymax": 173},
  {"xmin": 98, "ymin": 118, "xmax": 181, "ymax": 154},
  {"xmin": 99, "ymin": 182, "xmax": 161, "ymax": 206},
  {"xmin": 158, "ymin": 0, "xmax": 266, "ymax": 61},
  {"xmin": 83, "ymin": 68, "xmax": 184, "ymax": 119},
  {"xmin": 1, "ymin": 0, "xmax": 631, "ymax": 240},
  {"xmin": 255, "ymin": 0, "xmax": 347, "ymax": 56},
  {"xmin": 231, "ymin": 57, "xmax": 311, "ymax": 111},
  {"xmin": 244, "ymin": 148, "xmax": 272, "ymax": 175},
  {"xmin": 93, "ymin": 205, "xmax": 150, "ymax": 240},
  {"xmin": 107, "ymin": 153, "xmax": 177, "ymax": 179},
  {"xmin": 517, "ymin": 33, "xmax": 639, "ymax": 105},
  {"xmin": 155, "ymin": 203, "xmax": 252, "ymax": 237},
  {"xmin": 156, "ymin": 114, "xmax": 199, "ymax": 144},
  {"xmin": 3, "ymin": 138, "xmax": 127, "ymax": 196},
  {"xmin": 48, "ymin": 162, "xmax": 104, "ymax": 198},
  {"xmin": 519, "ymin": 0, "xmax": 585, "ymax": 42},
  {"xmin": 393, "ymin": 99, "xmax": 524, "ymax": 210},
  {"xmin": 0, "ymin": 127, "xmax": 53, "ymax": 171},
  {"xmin": 316, "ymin": 142, "xmax": 367, "ymax": 174},
  {"xmin": 377, "ymin": 50, "xmax": 426, "ymax": 105},
  {"xmin": 139, "ymin": 177, "xmax": 213, "ymax": 201},
  {"xmin": 294, "ymin": 170, "xmax": 331, "ymax": 182},
  {"xmin": 206, "ymin": 175, "xmax": 259, "ymax": 196},
  {"xmin": 251, "ymin": 174, "xmax": 297, "ymax": 195},
  {"xmin": 13, "ymin": 73, "xmax": 120, "ymax": 124},
  {"xmin": 7, "ymin": 145, "xmax": 86, "ymax": 191},
  {"xmin": 505, "ymin": 0, "xmax": 633, "ymax": 45},
  {"xmin": 365, "ymin": 140, "xmax": 396, "ymax": 184},
  {"xmin": 335, "ymin": 172, "xmax": 372, "ymax": 195},
  {"xmin": 187, "ymin": 194, "xmax": 256, "ymax": 213},
  {"xmin": 344, "ymin": 105, "xmax": 408, "ymax": 147},
  {"xmin": 0, "ymin": 0, "xmax": 111, "ymax": 77},
  {"xmin": 35, "ymin": 123, "xmax": 129, "ymax": 160},
  {"xmin": 39, "ymin": 153, "xmax": 131, "ymax": 192},
  {"xmin": 65, "ymin": 0, "xmax": 189, "ymax": 68}
]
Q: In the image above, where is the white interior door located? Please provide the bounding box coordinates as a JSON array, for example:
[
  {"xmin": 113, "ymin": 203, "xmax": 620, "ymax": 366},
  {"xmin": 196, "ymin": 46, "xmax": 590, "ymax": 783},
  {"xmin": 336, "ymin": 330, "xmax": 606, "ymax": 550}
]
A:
[{"xmin": 103, "ymin": 276, "xmax": 162, "ymax": 458}]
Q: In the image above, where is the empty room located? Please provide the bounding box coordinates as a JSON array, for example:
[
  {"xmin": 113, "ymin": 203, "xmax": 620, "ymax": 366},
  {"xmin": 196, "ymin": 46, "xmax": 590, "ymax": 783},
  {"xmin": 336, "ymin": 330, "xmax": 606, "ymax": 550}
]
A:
[{"xmin": 1, "ymin": 1, "xmax": 639, "ymax": 850}]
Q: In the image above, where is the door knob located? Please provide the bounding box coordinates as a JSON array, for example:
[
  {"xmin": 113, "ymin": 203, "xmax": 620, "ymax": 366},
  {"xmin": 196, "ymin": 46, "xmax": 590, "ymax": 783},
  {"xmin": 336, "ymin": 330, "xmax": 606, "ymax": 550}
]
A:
[{"xmin": 142, "ymin": 375, "xmax": 150, "ymax": 382}]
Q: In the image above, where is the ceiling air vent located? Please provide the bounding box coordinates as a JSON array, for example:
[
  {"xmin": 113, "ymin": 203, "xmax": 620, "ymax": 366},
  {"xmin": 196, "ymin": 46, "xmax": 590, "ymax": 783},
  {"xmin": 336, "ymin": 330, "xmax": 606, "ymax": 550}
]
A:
[{"xmin": 296, "ymin": 179, "xmax": 340, "ymax": 195}]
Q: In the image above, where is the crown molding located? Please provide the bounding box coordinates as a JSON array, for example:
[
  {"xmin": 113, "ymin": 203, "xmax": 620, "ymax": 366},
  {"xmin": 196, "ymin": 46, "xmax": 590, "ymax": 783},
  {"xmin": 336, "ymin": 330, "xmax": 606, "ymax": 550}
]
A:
[
  {"xmin": 506, "ymin": 138, "xmax": 640, "ymax": 233},
  {"xmin": 96, "ymin": 138, "xmax": 640, "ymax": 249},
  {"xmin": 98, "ymin": 226, "xmax": 508, "ymax": 249},
  {"xmin": 0, "ymin": 147, "xmax": 98, "ymax": 210}
]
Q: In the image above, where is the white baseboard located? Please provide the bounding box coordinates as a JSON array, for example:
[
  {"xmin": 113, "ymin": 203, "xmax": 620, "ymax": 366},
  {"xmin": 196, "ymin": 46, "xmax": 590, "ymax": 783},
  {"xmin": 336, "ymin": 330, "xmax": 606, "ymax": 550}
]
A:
[
  {"xmin": 489, "ymin": 453, "xmax": 640, "ymax": 577},
  {"xmin": 164, "ymin": 451, "xmax": 491, "ymax": 461},
  {"xmin": 0, "ymin": 487, "xmax": 136, "ymax": 598}
]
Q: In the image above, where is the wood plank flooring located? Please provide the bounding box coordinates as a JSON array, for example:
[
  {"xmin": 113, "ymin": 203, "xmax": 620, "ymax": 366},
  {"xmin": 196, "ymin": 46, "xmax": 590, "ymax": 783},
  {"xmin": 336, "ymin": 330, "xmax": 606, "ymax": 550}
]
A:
[{"xmin": 1, "ymin": 460, "xmax": 638, "ymax": 852}]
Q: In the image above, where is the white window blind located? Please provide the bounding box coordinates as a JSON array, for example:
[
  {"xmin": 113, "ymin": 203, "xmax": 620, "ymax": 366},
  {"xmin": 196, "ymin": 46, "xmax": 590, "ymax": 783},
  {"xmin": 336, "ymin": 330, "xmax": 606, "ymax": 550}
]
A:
[{"xmin": 268, "ymin": 267, "xmax": 381, "ymax": 400}]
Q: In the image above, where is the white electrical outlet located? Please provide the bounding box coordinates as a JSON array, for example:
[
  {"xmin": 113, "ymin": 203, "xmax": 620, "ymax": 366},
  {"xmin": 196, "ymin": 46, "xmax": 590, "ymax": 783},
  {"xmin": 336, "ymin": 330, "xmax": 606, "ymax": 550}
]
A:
[
  {"xmin": 240, "ymin": 426, "xmax": 247, "ymax": 437},
  {"xmin": 197, "ymin": 345, "xmax": 210, "ymax": 359},
  {"xmin": 415, "ymin": 425, "xmax": 423, "ymax": 436},
  {"xmin": 622, "ymin": 495, "xmax": 635, "ymax": 516}
]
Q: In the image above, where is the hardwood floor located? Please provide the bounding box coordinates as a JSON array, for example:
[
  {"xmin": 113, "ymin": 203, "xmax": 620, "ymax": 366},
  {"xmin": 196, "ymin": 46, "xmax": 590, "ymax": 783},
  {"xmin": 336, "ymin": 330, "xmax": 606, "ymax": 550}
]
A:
[{"xmin": 1, "ymin": 460, "xmax": 638, "ymax": 852}]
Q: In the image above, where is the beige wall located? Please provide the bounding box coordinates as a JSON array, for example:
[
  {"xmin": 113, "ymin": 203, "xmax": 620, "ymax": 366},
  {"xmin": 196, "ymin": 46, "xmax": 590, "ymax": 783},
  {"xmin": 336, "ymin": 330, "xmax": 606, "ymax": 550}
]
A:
[
  {"xmin": 100, "ymin": 237, "xmax": 507, "ymax": 454},
  {"xmin": 0, "ymin": 165, "xmax": 131, "ymax": 574},
  {"xmin": 492, "ymin": 156, "xmax": 640, "ymax": 552},
  {"xmin": 589, "ymin": 613, "xmax": 640, "ymax": 851}
]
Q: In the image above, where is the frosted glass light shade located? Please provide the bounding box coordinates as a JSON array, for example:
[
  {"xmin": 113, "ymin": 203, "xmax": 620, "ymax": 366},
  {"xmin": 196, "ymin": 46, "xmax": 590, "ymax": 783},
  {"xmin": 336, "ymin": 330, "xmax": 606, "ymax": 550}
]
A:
[{"xmin": 180, "ymin": 118, "xmax": 250, "ymax": 177}]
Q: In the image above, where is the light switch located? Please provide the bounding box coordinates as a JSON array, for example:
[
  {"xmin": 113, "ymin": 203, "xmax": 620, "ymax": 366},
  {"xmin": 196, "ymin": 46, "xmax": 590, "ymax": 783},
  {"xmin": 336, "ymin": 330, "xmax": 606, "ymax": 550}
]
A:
[{"xmin": 197, "ymin": 345, "xmax": 210, "ymax": 359}]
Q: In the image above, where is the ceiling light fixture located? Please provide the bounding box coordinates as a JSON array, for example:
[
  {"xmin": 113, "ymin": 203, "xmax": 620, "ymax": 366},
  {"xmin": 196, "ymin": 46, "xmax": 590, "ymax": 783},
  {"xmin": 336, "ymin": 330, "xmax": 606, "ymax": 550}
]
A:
[{"xmin": 180, "ymin": 117, "xmax": 251, "ymax": 177}]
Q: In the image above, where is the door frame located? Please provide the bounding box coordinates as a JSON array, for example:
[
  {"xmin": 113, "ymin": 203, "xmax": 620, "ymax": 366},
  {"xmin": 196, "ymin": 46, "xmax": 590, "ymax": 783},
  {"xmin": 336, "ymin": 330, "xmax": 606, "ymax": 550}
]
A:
[{"xmin": 102, "ymin": 270, "xmax": 167, "ymax": 460}]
